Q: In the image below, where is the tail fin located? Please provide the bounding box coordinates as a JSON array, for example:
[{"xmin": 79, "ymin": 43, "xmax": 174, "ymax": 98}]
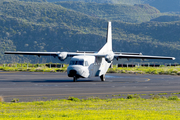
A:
[{"xmin": 98, "ymin": 21, "xmax": 112, "ymax": 53}]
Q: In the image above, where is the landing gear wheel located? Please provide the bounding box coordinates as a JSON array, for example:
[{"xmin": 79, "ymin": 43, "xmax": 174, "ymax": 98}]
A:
[
  {"xmin": 73, "ymin": 76, "xmax": 77, "ymax": 82},
  {"xmin": 100, "ymin": 74, "xmax": 105, "ymax": 82}
]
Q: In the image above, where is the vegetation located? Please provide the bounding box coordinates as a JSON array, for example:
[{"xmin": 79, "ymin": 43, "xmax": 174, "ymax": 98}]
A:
[
  {"xmin": 0, "ymin": 63, "xmax": 67, "ymax": 72},
  {"xmin": 1, "ymin": 0, "xmax": 180, "ymax": 64},
  {"xmin": 108, "ymin": 66, "xmax": 180, "ymax": 75},
  {"xmin": 47, "ymin": 0, "xmax": 142, "ymax": 4},
  {"xmin": 19, "ymin": 0, "xmax": 47, "ymax": 2},
  {"xmin": 0, "ymin": 97, "xmax": 180, "ymax": 119},
  {"xmin": 146, "ymin": 0, "xmax": 180, "ymax": 13},
  {"xmin": 56, "ymin": 1, "xmax": 161, "ymax": 23},
  {"xmin": 1, "ymin": 63, "xmax": 180, "ymax": 76},
  {"xmin": 151, "ymin": 15, "xmax": 180, "ymax": 22},
  {"xmin": 47, "ymin": 0, "xmax": 180, "ymax": 13}
]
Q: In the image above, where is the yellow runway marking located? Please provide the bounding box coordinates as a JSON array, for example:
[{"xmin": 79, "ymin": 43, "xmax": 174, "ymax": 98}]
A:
[{"xmin": 145, "ymin": 79, "xmax": 151, "ymax": 82}]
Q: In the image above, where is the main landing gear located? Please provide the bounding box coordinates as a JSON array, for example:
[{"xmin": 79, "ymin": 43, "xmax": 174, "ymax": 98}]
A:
[
  {"xmin": 100, "ymin": 74, "xmax": 105, "ymax": 82},
  {"xmin": 73, "ymin": 76, "xmax": 77, "ymax": 82}
]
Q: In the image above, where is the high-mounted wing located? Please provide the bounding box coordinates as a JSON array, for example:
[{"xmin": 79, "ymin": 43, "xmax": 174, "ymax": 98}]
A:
[
  {"xmin": 114, "ymin": 52, "xmax": 142, "ymax": 55},
  {"xmin": 114, "ymin": 54, "xmax": 175, "ymax": 60},
  {"xmin": 4, "ymin": 51, "xmax": 90, "ymax": 61},
  {"xmin": 4, "ymin": 51, "xmax": 175, "ymax": 61},
  {"xmin": 4, "ymin": 51, "xmax": 58, "ymax": 56}
]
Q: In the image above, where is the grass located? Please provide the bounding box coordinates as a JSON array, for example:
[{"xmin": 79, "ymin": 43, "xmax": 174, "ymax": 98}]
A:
[
  {"xmin": 1, "ymin": 63, "xmax": 180, "ymax": 76},
  {"xmin": 0, "ymin": 63, "xmax": 67, "ymax": 72},
  {"xmin": 0, "ymin": 97, "xmax": 180, "ymax": 120},
  {"xmin": 108, "ymin": 66, "xmax": 180, "ymax": 75}
]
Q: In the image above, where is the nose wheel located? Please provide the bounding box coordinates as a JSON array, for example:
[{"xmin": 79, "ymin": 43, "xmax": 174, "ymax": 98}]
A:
[
  {"xmin": 73, "ymin": 76, "xmax": 77, "ymax": 82},
  {"xmin": 100, "ymin": 74, "xmax": 105, "ymax": 81}
]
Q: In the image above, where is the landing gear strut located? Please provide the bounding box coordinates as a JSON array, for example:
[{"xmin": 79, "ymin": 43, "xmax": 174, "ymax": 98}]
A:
[
  {"xmin": 100, "ymin": 74, "xmax": 105, "ymax": 81},
  {"xmin": 73, "ymin": 76, "xmax": 77, "ymax": 82}
]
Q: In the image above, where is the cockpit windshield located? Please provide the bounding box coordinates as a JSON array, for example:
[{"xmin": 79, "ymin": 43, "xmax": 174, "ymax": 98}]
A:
[{"xmin": 70, "ymin": 60, "xmax": 84, "ymax": 66}]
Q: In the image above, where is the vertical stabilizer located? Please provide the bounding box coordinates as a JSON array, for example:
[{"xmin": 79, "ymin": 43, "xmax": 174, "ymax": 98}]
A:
[
  {"xmin": 106, "ymin": 21, "xmax": 112, "ymax": 51},
  {"xmin": 98, "ymin": 21, "xmax": 112, "ymax": 53}
]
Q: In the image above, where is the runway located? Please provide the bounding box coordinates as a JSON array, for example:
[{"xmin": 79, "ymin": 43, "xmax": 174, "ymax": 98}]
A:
[{"xmin": 0, "ymin": 71, "xmax": 180, "ymax": 102}]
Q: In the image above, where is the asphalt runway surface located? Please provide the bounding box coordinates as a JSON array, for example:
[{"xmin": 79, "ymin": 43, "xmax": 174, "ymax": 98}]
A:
[{"xmin": 0, "ymin": 71, "xmax": 180, "ymax": 102}]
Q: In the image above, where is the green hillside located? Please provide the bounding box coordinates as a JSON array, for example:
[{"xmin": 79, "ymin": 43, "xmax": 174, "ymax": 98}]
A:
[
  {"xmin": 19, "ymin": 0, "xmax": 46, "ymax": 2},
  {"xmin": 47, "ymin": 0, "xmax": 142, "ymax": 4},
  {"xmin": 46, "ymin": 0, "xmax": 180, "ymax": 13},
  {"xmin": 151, "ymin": 15, "xmax": 180, "ymax": 22},
  {"xmin": 146, "ymin": 0, "xmax": 180, "ymax": 13},
  {"xmin": 55, "ymin": 2, "xmax": 161, "ymax": 23},
  {"xmin": 0, "ymin": 0, "xmax": 180, "ymax": 64}
]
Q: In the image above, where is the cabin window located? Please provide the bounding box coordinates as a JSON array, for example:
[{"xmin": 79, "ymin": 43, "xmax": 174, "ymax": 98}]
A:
[{"xmin": 70, "ymin": 60, "xmax": 84, "ymax": 66}]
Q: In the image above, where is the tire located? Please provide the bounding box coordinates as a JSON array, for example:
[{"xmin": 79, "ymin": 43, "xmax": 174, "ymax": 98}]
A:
[
  {"xmin": 100, "ymin": 74, "xmax": 105, "ymax": 81},
  {"xmin": 73, "ymin": 76, "xmax": 77, "ymax": 82}
]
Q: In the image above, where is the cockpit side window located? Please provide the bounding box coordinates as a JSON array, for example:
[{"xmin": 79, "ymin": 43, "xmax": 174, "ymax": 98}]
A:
[
  {"xmin": 85, "ymin": 61, "xmax": 89, "ymax": 66},
  {"xmin": 70, "ymin": 60, "xmax": 84, "ymax": 66}
]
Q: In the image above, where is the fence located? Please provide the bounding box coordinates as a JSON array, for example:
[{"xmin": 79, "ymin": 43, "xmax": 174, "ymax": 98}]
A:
[
  {"xmin": 0, "ymin": 63, "xmax": 179, "ymax": 68},
  {"xmin": 116, "ymin": 63, "xmax": 179, "ymax": 68}
]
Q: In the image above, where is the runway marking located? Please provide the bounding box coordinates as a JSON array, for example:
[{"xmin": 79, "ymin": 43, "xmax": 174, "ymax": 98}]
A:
[
  {"xmin": 145, "ymin": 78, "xmax": 150, "ymax": 82},
  {"xmin": 3, "ymin": 90, "xmax": 179, "ymax": 98}
]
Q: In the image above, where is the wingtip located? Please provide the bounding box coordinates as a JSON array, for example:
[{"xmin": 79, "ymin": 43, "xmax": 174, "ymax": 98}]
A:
[{"xmin": 172, "ymin": 57, "xmax": 176, "ymax": 60}]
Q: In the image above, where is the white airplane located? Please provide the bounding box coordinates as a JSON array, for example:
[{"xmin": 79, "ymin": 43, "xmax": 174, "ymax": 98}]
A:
[{"xmin": 5, "ymin": 21, "xmax": 175, "ymax": 82}]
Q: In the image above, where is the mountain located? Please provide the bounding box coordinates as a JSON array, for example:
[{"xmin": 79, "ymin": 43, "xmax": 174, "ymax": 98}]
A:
[
  {"xmin": 55, "ymin": 2, "xmax": 161, "ymax": 23},
  {"xmin": 46, "ymin": 0, "xmax": 180, "ymax": 13},
  {"xmin": 0, "ymin": 0, "xmax": 180, "ymax": 64},
  {"xmin": 145, "ymin": 0, "xmax": 180, "ymax": 13},
  {"xmin": 151, "ymin": 15, "xmax": 180, "ymax": 22},
  {"xmin": 47, "ymin": 0, "xmax": 142, "ymax": 4}
]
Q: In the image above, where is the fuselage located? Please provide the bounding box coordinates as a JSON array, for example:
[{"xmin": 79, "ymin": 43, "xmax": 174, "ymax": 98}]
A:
[{"xmin": 67, "ymin": 55, "xmax": 111, "ymax": 79}]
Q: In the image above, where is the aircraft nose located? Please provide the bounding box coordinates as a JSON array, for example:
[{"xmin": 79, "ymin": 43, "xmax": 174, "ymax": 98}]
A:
[
  {"xmin": 67, "ymin": 66, "xmax": 89, "ymax": 78},
  {"xmin": 68, "ymin": 70, "xmax": 77, "ymax": 77}
]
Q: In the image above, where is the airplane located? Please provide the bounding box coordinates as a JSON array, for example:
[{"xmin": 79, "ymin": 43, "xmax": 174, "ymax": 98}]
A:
[{"xmin": 4, "ymin": 21, "xmax": 175, "ymax": 82}]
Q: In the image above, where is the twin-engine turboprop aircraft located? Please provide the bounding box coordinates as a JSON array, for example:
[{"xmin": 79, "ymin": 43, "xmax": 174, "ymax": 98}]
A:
[{"xmin": 5, "ymin": 22, "xmax": 175, "ymax": 82}]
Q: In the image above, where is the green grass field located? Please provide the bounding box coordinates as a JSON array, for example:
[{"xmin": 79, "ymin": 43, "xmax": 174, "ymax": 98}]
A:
[
  {"xmin": 0, "ymin": 97, "xmax": 180, "ymax": 120},
  {"xmin": 1, "ymin": 63, "xmax": 180, "ymax": 76}
]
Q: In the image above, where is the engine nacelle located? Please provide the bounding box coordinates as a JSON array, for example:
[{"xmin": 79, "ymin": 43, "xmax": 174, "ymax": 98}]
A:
[
  {"xmin": 105, "ymin": 53, "xmax": 114, "ymax": 63},
  {"xmin": 58, "ymin": 52, "xmax": 67, "ymax": 61}
]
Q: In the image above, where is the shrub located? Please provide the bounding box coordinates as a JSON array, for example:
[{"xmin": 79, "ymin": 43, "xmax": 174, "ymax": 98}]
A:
[
  {"xmin": 107, "ymin": 68, "xmax": 117, "ymax": 73},
  {"xmin": 127, "ymin": 95, "xmax": 133, "ymax": 99},
  {"xmin": 127, "ymin": 95, "xmax": 141, "ymax": 99},
  {"xmin": 150, "ymin": 95, "xmax": 160, "ymax": 100},
  {"xmin": 87, "ymin": 97, "xmax": 100, "ymax": 101},
  {"xmin": 158, "ymin": 93, "xmax": 167, "ymax": 95},
  {"xmin": 177, "ymin": 72, "xmax": 180, "ymax": 75},
  {"xmin": 161, "ymin": 96, "xmax": 167, "ymax": 99},
  {"xmin": 168, "ymin": 96, "xmax": 179, "ymax": 100},
  {"xmin": 68, "ymin": 97, "xmax": 80, "ymax": 102},
  {"xmin": 11, "ymin": 98, "xmax": 19, "ymax": 103}
]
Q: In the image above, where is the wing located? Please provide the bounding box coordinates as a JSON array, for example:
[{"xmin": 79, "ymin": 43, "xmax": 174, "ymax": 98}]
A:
[
  {"xmin": 4, "ymin": 51, "xmax": 93, "ymax": 60},
  {"xmin": 4, "ymin": 51, "xmax": 175, "ymax": 61},
  {"xmin": 114, "ymin": 54, "xmax": 175, "ymax": 60},
  {"xmin": 4, "ymin": 51, "xmax": 58, "ymax": 56},
  {"xmin": 114, "ymin": 52, "xmax": 142, "ymax": 55},
  {"xmin": 4, "ymin": 51, "xmax": 92, "ymax": 56}
]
